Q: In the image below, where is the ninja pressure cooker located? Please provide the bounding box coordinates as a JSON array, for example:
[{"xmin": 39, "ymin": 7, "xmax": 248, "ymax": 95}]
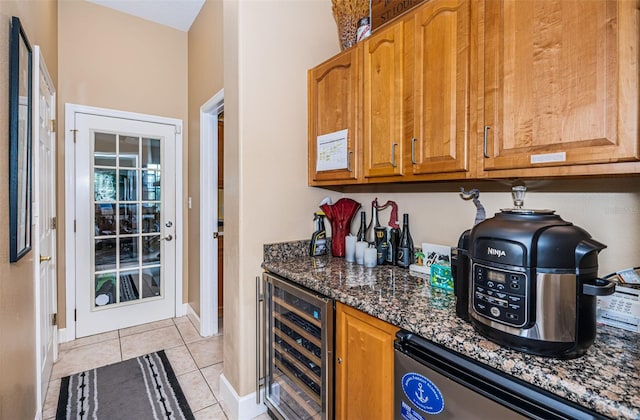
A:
[{"xmin": 455, "ymin": 186, "xmax": 615, "ymax": 359}]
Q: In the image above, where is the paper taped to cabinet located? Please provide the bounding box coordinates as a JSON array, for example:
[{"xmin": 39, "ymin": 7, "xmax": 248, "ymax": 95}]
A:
[{"xmin": 316, "ymin": 129, "xmax": 348, "ymax": 172}]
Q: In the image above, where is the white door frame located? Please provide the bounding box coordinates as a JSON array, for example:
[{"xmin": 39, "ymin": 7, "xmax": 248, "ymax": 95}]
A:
[
  {"xmin": 33, "ymin": 45, "xmax": 57, "ymax": 416},
  {"xmin": 199, "ymin": 89, "xmax": 223, "ymax": 337},
  {"xmin": 64, "ymin": 103, "xmax": 184, "ymax": 341}
]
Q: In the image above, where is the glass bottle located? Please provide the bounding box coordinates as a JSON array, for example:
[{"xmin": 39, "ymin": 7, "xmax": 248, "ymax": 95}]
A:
[
  {"xmin": 375, "ymin": 226, "xmax": 389, "ymax": 265},
  {"xmin": 365, "ymin": 201, "xmax": 380, "ymax": 244},
  {"xmin": 387, "ymin": 227, "xmax": 400, "ymax": 265},
  {"xmin": 396, "ymin": 214, "xmax": 414, "ymax": 268},
  {"xmin": 356, "ymin": 211, "xmax": 367, "ymax": 242}
]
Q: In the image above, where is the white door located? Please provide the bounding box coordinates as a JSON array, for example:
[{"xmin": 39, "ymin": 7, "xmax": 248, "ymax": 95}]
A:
[
  {"xmin": 33, "ymin": 46, "xmax": 57, "ymax": 410},
  {"xmin": 74, "ymin": 113, "xmax": 177, "ymax": 337}
]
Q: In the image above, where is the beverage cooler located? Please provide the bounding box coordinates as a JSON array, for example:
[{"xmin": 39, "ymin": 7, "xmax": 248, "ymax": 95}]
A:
[{"xmin": 259, "ymin": 273, "xmax": 333, "ymax": 420}]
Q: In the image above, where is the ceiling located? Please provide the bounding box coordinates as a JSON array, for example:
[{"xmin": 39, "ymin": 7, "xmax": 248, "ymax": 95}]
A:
[{"xmin": 86, "ymin": 0, "xmax": 206, "ymax": 32}]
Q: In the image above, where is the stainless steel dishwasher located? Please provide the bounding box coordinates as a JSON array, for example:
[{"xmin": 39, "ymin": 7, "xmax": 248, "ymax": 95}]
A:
[
  {"xmin": 259, "ymin": 272, "xmax": 333, "ymax": 420},
  {"xmin": 394, "ymin": 331, "xmax": 601, "ymax": 420}
]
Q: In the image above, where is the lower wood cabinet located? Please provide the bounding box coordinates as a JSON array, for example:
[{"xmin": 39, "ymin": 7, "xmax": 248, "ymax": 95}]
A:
[{"xmin": 335, "ymin": 302, "xmax": 399, "ymax": 420}]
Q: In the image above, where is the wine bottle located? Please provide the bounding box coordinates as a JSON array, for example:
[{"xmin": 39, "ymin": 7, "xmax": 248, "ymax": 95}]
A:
[
  {"xmin": 387, "ymin": 227, "xmax": 400, "ymax": 265},
  {"xmin": 356, "ymin": 211, "xmax": 367, "ymax": 242},
  {"xmin": 396, "ymin": 214, "xmax": 414, "ymax": 268},
  {"xmin": 365, "ymin": 201, "xmax": 380, "ymax": 244},
  {"xmin": 375, "ymin": 226, "xmax": 389, "ymax": 265}
]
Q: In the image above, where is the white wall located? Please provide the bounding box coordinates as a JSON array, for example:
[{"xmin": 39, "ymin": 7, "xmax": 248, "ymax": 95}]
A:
[
  {"xmin": 344, "ymin": 180, "xmax": 640, "ymax": 276},
  {"xmin": 223, "ymin": 0, "xmax": 340, "ymax": 397}
]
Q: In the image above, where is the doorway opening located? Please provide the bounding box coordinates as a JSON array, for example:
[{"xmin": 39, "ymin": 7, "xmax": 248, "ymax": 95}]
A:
[{"xmin": 199, "ymin": 89, "xmax": 224, "ymax": 337}]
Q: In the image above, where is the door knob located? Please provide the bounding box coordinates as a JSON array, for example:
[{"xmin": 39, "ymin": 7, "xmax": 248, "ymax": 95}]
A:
[
  {"xmin": 162, "ymin": 234, "xmax": 173, "ymax": 242},
  {"xmin": 40, "ymin": 255, "xmax": 52, "ymax": 263}
]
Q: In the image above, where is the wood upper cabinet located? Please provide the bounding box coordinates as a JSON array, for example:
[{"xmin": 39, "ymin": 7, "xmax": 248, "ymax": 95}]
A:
[
  {"xmin": 335, "ymin": 302, "xmax": 399, "ymax": 420},
  {"xmin": 362, "ymin": 19, "xmax": 407, "ymax": 179},
  {"xmin": 308, "ymin": 47, "xmax": 361, "ymax": 185},
  {"xmin": 409, "ymin": 0, "xmax": 471, "ymax": 176},
  {"xmin": 362, "ymin": 0, "xmax": 472, "ymax": 180},
  {"xmin": 481, "ymin": 0, "xmax": 640, "ymax": 175}
]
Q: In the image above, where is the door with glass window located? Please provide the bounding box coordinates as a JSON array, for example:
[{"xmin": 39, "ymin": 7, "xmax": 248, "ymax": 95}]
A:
[{"xmin": 74, "ymin": 113, "xmax": 177, "ymax": 337}]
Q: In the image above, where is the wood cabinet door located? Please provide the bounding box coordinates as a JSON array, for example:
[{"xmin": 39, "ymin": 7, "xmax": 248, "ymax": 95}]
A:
[
  {"xmin": 410, "ymin": 0, "xmax": 471, "ymax": 175},
  {"xmin": 308, "ymin": 48, "xmax": 361, "ymax": 184},
  {"xmin": 335, "ymin": 302, "xmax": 399, "ymax": 420},
  {"xmin": 482, "ymin": 0, "xmax": 640, "ymax": 172},
  {"xmin": 363, "ymin": 20, "xmax": 407, "ymax": 179}
]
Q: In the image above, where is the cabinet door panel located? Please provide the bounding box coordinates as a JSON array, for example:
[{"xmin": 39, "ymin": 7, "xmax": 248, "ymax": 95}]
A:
[
  {"xmin": 363, "ymin": 22, "xmax": 405, "ymax": 178},
  {"xmin": 308, "ymin": 49, "xmax": 361, "ymax": 184},
  {"xmin": 412, "ymin": 0, "xmax": 470, "ymax": 175},
  {"xmin": 483, "ymin": 0, "xmax": 639, "ymax": 171},
  {"xmin": 335, "ymin": 302, "xmax": 398, "ymax": 420}
]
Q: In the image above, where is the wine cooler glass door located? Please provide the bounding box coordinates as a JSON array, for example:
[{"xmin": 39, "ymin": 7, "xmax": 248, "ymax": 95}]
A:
[{"xmin": 264, "ymin": 273, "xmax": 332, "ymax": 420}]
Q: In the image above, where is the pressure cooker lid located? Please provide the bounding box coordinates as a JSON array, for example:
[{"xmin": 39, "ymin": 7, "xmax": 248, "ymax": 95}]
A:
[
  {"xmin": 500, "ymin": 185, "xmax": 555, "ymax": 215},
  {"xmin": 470, "ymin": 186, "xmax": 605, "ymax": 270}
]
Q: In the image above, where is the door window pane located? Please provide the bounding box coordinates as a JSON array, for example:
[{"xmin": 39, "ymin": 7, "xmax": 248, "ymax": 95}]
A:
[
  {"xmin": 142, "ymin": 170, "xmax": 160, "ymax": 200},
  {"xmin": 119, "ymin": 170, "xmax": 138, "ymax": 201},
  {"xmin": 119, "ymin": 135, "xmax": 139, "ymax": 168},
  {"xmin": 94, "ymin": 132, "xmax": 117, "ymax": 167},
  {"xmin": 119, "ymin": 204, "xmax": 139, "ymax": 234},
  {"xmin": 95, "ymin": 169, "xmax": 117, "ymax": 201},
  {"xmin": 141, "ymin": 203, "xmax": 161, "ymax": 233},
  {"xmin": 143, "ymin": 235, "xmax": 161, "ymax": 265},
  {"xmin": 95, "ymin": 273, "xmax": 116, "ymax": 307},
  {"xmin": 120, "ymin": 270, "xmax": 140, "ymax": 302},
  {"xmin": 95, "ymin": 204, "xmax": 116, "ymax": 236},
  {"xmin": 142, "ymin": 138, "xmax": 161, "ymax": 168},
  {"xmin": 142, "ymin": 267, "xmax": 161, "ymax": 298},
  {"xmin": 120, "ymin": 237, "xmax": 139, "ymax": 268},
  {"xmin": 95, "ymin": 239, "xmax": 117, "ymax": 271}
]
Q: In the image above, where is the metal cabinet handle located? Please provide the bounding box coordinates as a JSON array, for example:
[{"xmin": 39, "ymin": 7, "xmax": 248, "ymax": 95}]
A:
[
  {"xmin": 337, "ymin": 357, "xmax": 343, "ymax": 364},
  {"xmin": 347, "ymin": 151, "xmax": 353, "ymax": 172},
  {"xmin": 411, "ymin": 138, "xmax": 417, "ymax": 164},
  {"xmin": 483, "ymin": 126, "xmax": 491, "ymax": 158},
  {"xmin": 391, "ymin": 143, "xmax": 397, "ymax": 168},
  {"xmin": 255, "ymin": 276, "xmax": 264, "ymax": 404}
]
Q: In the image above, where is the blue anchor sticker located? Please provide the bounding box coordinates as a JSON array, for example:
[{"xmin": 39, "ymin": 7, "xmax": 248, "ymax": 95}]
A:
[
  {"xmin": 401, "ymin": 372, "xmax": 445, "ymax": 415},
  {"xmin": 415, "ymin": 383, "xmax": 429, "ymax": 404}
]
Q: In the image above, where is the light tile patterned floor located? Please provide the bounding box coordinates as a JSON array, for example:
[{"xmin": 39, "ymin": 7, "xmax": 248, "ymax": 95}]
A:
[{"xmin": 44, "ymin": 317, "xmax": 269, "ymax": 420}]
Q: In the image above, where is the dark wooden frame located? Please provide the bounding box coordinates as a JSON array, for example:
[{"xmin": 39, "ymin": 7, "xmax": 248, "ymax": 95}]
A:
[{"xmin": 9, "ymin": 16, "xmax": 33, "ymax": 263}]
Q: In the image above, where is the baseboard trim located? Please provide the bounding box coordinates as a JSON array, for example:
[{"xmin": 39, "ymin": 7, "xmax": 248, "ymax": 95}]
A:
[
  {"xmin": 58, "ymin": 328, "xmax": 69, "ymax": 343},
  {"xmin": 187, "ymin": 304, "xmax": 201, "ymax": 331},
  {"xmin": 177, "ymin": 302, "xmax": 188, "ymax": 317},
  {"xmin": 219, "ymin": 374, "xmax": 266, "ymax": 420}
]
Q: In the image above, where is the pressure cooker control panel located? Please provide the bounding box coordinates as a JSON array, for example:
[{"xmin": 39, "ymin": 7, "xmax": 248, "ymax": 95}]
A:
[{"xmin": 472, "ymin": 263, "xmax": 528, "ymax": 328}]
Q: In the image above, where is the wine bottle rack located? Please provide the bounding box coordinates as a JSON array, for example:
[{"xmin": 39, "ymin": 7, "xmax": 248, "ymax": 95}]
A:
[{"xmin": 263, "ymin": 273, "xmax": 333, "ymax": 420}]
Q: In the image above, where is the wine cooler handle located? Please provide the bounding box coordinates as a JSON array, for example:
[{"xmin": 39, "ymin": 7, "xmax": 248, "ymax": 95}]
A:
[{"xmin": 255, "ymin": 275, "xmax": 264, "ymax": 404}]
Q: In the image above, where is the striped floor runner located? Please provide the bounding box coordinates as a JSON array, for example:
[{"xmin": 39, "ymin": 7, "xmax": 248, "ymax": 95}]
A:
[{"xmin": 56, "ymin": 350, "xmax": 194, "ymax": 420}]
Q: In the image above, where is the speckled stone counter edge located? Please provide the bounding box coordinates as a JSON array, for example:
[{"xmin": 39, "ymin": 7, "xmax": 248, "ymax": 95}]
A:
[
  {"xmin": 264, "ymin": 239, "xmax": 332, "ymax": 263},
  {"xmin": 262, "ymin": 240, "xmax": 640, "ymax": 420}
]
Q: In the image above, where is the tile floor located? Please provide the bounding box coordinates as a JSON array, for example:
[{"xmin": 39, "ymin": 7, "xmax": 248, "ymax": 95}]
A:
[{"xmin": 43, "ymin": 317, "xmax": 269, "ymax": 420}]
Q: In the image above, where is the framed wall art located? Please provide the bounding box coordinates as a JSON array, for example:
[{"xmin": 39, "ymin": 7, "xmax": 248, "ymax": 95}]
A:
[{"xmin": 8, "ymin": 16, "xmax": 33, "ymax": 263}]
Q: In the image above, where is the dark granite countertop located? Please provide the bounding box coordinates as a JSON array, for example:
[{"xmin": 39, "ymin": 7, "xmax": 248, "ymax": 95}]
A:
[{"xmin": 262, "ymin": 242, "xmax": 640, "ymax": 419}]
